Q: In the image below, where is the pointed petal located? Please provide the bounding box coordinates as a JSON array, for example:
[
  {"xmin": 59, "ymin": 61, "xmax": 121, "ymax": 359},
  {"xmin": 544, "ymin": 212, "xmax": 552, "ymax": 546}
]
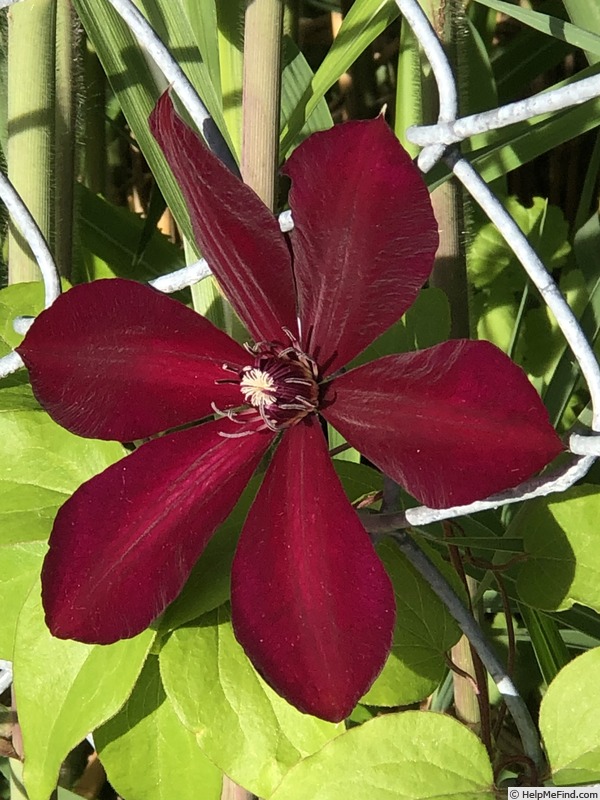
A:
[
  {"xmin": 42, "ymin": 419, "xmax": 274, "ymax": 643},
  {"xmin": 282, "ymin": 118, "xmax": 438, "ymax": 374},
  {"xmin": 231, "ymin": 416, "xmax": 395, "ymax": 722},
  {"xmin": 150, "ymin": 93, "xmax": 297, "ymax": 343},
  {"xmin": 17, "ymin": 279, "xmax": 249, "ymax": 440},
  {"xmin": 322, "ymin": 341, "xmax": 564, "ymax": 508}
]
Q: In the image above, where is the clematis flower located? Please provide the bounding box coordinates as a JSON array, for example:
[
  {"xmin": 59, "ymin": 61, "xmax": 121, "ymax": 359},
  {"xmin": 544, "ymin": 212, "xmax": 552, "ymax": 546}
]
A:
[{"xmin": 17, "ymin": 93, "xmax": 563, "ymax": 722}]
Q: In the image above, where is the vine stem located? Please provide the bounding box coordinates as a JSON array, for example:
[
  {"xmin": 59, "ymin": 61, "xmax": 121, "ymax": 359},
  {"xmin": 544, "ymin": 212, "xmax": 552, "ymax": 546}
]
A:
[{"xmin": 388, "ymin": 529, "xmax": 545, "ymax": 771}]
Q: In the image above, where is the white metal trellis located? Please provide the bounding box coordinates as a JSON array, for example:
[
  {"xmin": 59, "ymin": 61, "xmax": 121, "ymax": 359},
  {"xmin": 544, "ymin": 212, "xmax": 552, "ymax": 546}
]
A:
[{"xmin": 1, "ymin": 0, "xmax": 600, "ymax": 522}]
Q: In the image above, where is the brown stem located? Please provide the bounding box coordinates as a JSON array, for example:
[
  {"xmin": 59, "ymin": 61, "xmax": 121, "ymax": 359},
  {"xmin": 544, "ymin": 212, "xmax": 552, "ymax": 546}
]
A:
[{"xmin": 241, "ymin": 0, "xmax": 283, "ymax": 210}]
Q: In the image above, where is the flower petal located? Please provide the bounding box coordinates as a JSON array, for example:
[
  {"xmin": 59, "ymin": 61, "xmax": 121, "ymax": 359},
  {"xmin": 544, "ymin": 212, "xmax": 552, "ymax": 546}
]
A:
[
  {"xmin": 42, "ymin": 418, "xmax": 274, "ymax": 643},
  {"xmin": 150, "ymin": 93, "xmax": 298, "ymax": 343},
  {"xmin": 322, "ymin": 340, "xmax": 564, "ymax": 508},
  {"xmin": 282, "ymin": 118, "xmax": 438, "ymax": 374},
  {"xmin": 17, "ymin": 279, "xmax": 249, "ymax": 440},
  {"xmin": 231, "ymin": 416, "xmax": 395, "ymax": 722}
]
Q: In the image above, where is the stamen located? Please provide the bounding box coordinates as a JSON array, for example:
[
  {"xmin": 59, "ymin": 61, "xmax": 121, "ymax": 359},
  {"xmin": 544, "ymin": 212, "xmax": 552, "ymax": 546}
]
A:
[
  {"xmin": 295, "ymin": 396, "xmax": 317, "ymax": 408},
  {"xmin": 259, "ymin": 416, "xmax": 280, "ymax": 433},
  {"xmin": 211, "ymin": 402, "xmax": 262, "ymax": 425},
  {"xmin": 282, "ymin": 327, "xmax": 299, "ymax": 346},
  {"xmin": 219, "ymin": 427, "xmax": 257, "ymax": 439},
  {"xmin": 284, "ymin": 377, "xmax": 312, "ymax": 386},
  {"xmin": 211, "ymin": 401, "xmax": 230, "ymax": 418}
]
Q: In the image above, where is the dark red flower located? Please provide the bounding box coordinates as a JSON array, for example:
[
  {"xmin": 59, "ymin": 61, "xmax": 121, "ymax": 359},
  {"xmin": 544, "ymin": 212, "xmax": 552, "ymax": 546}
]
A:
[{"xmin": 17, "ymin": 94, "xmax": 563, "ymax": 722}]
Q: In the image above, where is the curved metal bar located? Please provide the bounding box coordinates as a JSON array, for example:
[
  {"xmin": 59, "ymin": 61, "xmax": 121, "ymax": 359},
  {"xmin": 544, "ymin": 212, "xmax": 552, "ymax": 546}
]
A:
[
  {"xmin": 391, "ymin": 530, "xmax": 544, "ymax": 771},
  {"xmin": 0, "ymin": 349, "xmax": 24, "ymax": 380},
  {"xmin": 105, "ymin": 0, "xmax": 237, "ymax": 172},
  {"xmin": 449, "ymin": 151, "xmax": 600, "ymax": 430},
  {"xmin": 0, "ymin": 172, "xmax": 60, "ymax": 307},
  {"xmin": 394, "ymin": 0, "xmax": 459, "ymax": 172},
  {"xmin": 0, "ymin": 171, "xmax": 61, "ymax": 379},
  {"xmin": 361, "ymin": 455, "xmax": 594, "ymax": 534},
  {"xmin": 149, "ymin": 258, "xmax": 211, "ymax": 293},
  {"xmin": 409, "ymin": 72, "xmax": 600, "ymax": 147}
]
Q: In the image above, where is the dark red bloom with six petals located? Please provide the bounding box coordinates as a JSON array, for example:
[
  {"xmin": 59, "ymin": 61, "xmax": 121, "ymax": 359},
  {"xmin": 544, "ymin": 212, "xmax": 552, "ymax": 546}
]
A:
[{"xmin": 17, "ymin": 94, "xmax": 563, "ymax": 722}]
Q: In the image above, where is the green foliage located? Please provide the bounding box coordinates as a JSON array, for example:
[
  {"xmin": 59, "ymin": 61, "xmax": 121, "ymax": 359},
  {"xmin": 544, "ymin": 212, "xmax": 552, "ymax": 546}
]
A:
[
  {"xmin": 15, "ymin": 588, "xmax": 154, "ymax": 800},
  {"xmin": 540, "ymin": 648, "xmax": 600, "ymax": 785},
  {"xmin": 268, "ymin": 711, "xmax": 495, "ymax": 800},
  {"xmin": 4, "ymin": 0, "xmax": 600, "ymax": 796},
  {"xmin": 156, "ymin": 476, "xmax": 261, "ymax": 632},
  {"xmin": 281, "ymin": 0, "xmax": 399, "ymax": 155},
  {"xmin": 0, "ymin": 296, "xmax": 125, "ymax": 655},
  {"xmin": 475, "ymin": 0, "xmax": 600, "ymax": 59},
  {"xmin": 76, "ymin": 186, "xmax": 185, "ymax": 285},
  {"xmin": 544, "ymin": 210, "xmax": 600, "ymax": 427},
  {"xmin": 96, "ymin": 657, "xmax": 222, "ymax": 800},
  {"xmin": 468, "ymin": 196, "xmax": 578, "ymax": 392},
  {"xmin": 160, "ymin": 605, "xmax": 342, "ymax": 799},
  {"xmin": 362, "ymin": 540, "xmax": 462, "ymax": 706},
  {"xmin": 348, "ymin": 288, "xmax": 451, "ymax": 369},
  {"xmin": 516, "ymin": 485, "xmax": 600, "ymax": 614}
]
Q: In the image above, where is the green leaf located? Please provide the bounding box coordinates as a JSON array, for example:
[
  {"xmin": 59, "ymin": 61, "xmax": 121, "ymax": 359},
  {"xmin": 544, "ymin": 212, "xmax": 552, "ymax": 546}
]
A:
[
  {"xmin": 280, "ymin": 36, "xmax": 333, "ymax": 156},
  {"xmin": 332, "ymin": 460, "xmax": 381, "ymax": 500},
  {"xmin": 136, "ymin": 0, "xmax": 230, "ymax": 148},
  {"xmin": 328, "ymin": 424, "xmax": 361, "ymax": 463},
  {"xmin": 96, "ymin": 656, "xmax": 222, "ymax": 800},
  {"xmin": 76, "ymin": 185, "xmax": 185, "ymax": 285},
  {"xmin": 157, "ymin": 477, "xmax": 261, "ymax": 632},
  {"xmin": 540, "ymin": 648, "xmax": 600, "ymax": 785},
  {"xmin": 493, "ymin": 26, "xmax": 572, "ymax": 105},
  {"xmin": 160, "ymin": 605, "xmax": 341, "ymax": 798},
  {"xmin": 0, "ymin": 541, "xmax": 46, "ymax": 658},
  {"xmin": 0, "ymin": 282, "xmax": 50, "ymax": 354},
  {"xmin": 516, "ymin": 485, "xmax": 600, "ymax": 614},
  {"xmin": 564, "ymin": 0, "xmax": 600, "ymax": 64},
  {"xmin": 281, "ymin": 0, "xmax": 399, "ymax": 156},
  {"xmin": 15, "ymin": 586, "xmax": 154, "ymax": 800},
  {"xmin": 518, "ymin": 605, "xmax": 570, "ymax": 686},
  {"xmin": 362, "ymin": 541, "xmax": 461, "ymax": 707},
  {"xmin": 72, "ymin": 0, "xmax": 190, "ymax": 240},
  {"xmin": 555, "ymin": 605, "xmax": 600, "ymax": 645},
  {"xmin": 395, "ymin": 19, "xmax": 422, "ymax": 158},
  {"xmin": 472, "ymin": 282, "xmax": 518, "ymax": 353},
  {"xmin": 519, "ymin": 268, "xmax": 586, "ymax": 384},
  {"xmin": 402, "ymin": 288, "xmax": 451, "ymax": 350},
  {"xmin": 469, "ymin": 197, "xmax": 572, "ymax": 366},
  {"xmin": 469, "ymin": 197, "xmax": 570, "ymax": 290},
  {"xmin": 215, "ymin": 1, "xmax": 244, "ymax": 158},
  {"xmin": 0, "ymin": 384, "xmax": 125, "ymax": 545},
  {"xmin": 269, "ymin": 710, "xmax": 495, "ymax": 800},
  {"xmin": 474, "ymin": 0, "xmax": 600, "ymax": 58},
  {"xmin": 57, "ymin": 789, "xmax": 91, "ymax": 800},
  {"xmin": 182, "ymin": 0, "xmax": 221, "ymax": 99},
  {"xmin": 0, "ymin": 381, "xmax": 125, "ymax": 654},
  {"xmin": 348, "ymin": 288, "xmax": 450, "ymax": 371},
  {"xmin": 544, "ymin": 211, "xmax": 600, "ymax": 427}
]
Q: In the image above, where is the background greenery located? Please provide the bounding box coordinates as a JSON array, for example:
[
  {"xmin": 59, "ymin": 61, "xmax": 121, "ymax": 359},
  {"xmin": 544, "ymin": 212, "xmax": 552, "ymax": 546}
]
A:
[{"xmin": 1, "ymin": 0, "xmax": 600, "ymax": 798}]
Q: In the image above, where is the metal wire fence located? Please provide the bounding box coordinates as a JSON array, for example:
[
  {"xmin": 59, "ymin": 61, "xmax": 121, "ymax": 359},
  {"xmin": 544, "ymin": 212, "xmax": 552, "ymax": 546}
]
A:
[{"xmin": 1, "ymin": 0, "xmax": 599, "ymax": 525}]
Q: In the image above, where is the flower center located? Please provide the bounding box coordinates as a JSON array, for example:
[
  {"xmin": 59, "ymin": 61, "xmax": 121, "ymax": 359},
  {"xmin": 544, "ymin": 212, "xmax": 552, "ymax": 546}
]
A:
[
  {"xmin": 216, "ymin": 332, "xmax": 320, "ymax": 435},
  {"xmin": 239, "ymin": 369, "xmax": 277, "ymax": 407}
]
